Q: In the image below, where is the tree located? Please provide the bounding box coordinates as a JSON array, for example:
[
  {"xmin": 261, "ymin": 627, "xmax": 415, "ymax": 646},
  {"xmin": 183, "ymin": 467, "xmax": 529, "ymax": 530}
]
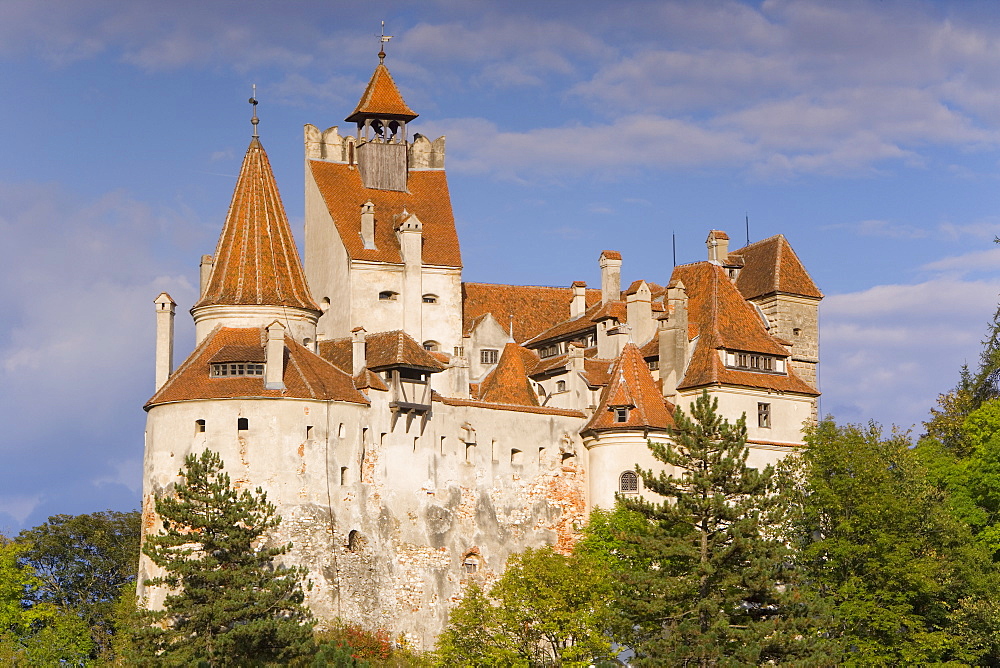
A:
[
  {"xmin": 0, "ymin": 538, "xmax": 93, "ymax": 666},
  {"xmin": 138, "ymin": 448, "xmax": 314, "ymax": 665},
  {"xmin": 797, "ymin": 419, "xmax": 1000, "ymax": 664},
  {"xmin": 434, "ymin": 546, "xmax": 616, "ymax": 667},
  {"xmin": 16, "ymin": 509, "xmax": 140, "ymax": 660},
  {"xmin": 618, "ymin": 391, "xmax": 834, "ymax": 665}
]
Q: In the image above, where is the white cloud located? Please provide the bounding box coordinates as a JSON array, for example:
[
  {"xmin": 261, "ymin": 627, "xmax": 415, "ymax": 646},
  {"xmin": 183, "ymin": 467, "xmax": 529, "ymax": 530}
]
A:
[
  {"xmin": 920, "ymin": 247, "xmax": 1000, "ymax": 274},
  {"xmin": 0, "ymin": 494, "xmax": 43, "ymax": 529},
  {"xmin": 820, "ymin": 277, "xmax": 1000, "ymax": 429}
]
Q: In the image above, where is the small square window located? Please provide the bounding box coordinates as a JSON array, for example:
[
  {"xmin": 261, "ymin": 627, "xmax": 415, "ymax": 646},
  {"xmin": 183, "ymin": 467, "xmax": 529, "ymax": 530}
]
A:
[
  {"xmin": 195, "ymin": 419, "xmax": 206, "ymax": 434},
  {"xmin": 758, "ymin": 403, "xmax": 771, "ymax": 429},
  {"xmin": 238, "ymin": 417, "xmax": 249, "ymax": 431},
  {"xmin": 481, "ymin": 349, "xmax": 498, "ymax": 365},
  {"xmin": 614, "ymin": 407, "xmax": 629, "ymax": 423}
]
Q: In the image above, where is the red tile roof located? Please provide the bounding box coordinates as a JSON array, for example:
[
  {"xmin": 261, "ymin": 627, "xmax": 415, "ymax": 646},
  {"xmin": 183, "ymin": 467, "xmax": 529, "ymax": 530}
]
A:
[
  {"xmin": 345, "ymin": 62, "xmax": 418, "ymax": 123},
  {"xmin": 590, "ymin": 300, "xmax": 627, "ymax": 323},
  {"xmin": 670, "ymin": 262, "xmax": 818, "ymax": 396},
  {"xmin": 317, "ymin": 330, "xmax": 445, "ymax": 373},
  {"xmin": 478, "ymin": 343, "xmax": 540, "ymax": 406},
  {"xmin": 600, "ymin": 250, "xmax": 622, "ymax": 260},
  {"xmin": 731, "ymin": 235, "xmax": 822, "ymax": 300},
  {"xmin": 195, "ymin": 139, "xmax": 319, "ymax": 312},
  {"xmin": 583, "ymin": 358, "xmax": 614, "ymax": 387},
  {"xmin": 584, "ymin": 343, "xmax": 674, "ymax": 433},
  {"xmin": 462, "ymin": 283, "xmax": 601, "ymax": 343},
  {"xmin": 309, "ymin": 161, "xmax": 461, "ymax": 267},
  {"xmin": 146, "ymin": 327, "xmax": 368, "ymax": 407},
  {"xmin": 354, "ymin": 368, "xmax": 389, "ymax": 391}
]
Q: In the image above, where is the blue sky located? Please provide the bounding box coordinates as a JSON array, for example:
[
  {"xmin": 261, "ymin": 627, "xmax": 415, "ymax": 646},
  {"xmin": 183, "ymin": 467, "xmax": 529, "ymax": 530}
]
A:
[{"xmin": 3, "ymin": 0, "xmax": 1000, "ymax": 532}]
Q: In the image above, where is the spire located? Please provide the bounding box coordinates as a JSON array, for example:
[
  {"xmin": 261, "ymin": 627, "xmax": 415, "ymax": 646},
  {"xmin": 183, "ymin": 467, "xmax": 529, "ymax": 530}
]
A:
[
  {"xmin": 584, "ymin": 343, "xmax": 673, "ymax": 433},
  {"xmin": 479, "ymin": 342, "xmax": 539, "ymax": 407},
  {"xmin": 194, "ymin": 137, "xmax": 319, "ymax": 312},
  {"xmin": 345, "ymin": 57, "xmax": 418, "ymax": 124}
]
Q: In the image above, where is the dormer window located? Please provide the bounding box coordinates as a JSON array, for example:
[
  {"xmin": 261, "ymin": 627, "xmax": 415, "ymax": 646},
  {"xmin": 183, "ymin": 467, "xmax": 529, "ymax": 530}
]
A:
[
  {"xmin": 210, "ymin": 362, "xmax": 264, "ymax": 378},
  {"xmin": 379, "ymin": 291, "xmax": 398, "ymax": 301},
  {"xmin": 614, "ymin": 407, "xmax": 630, "ymax": 423},
  {"xmin": 539, "ymin": 344, "xmax": 560, "ymax": 358},
  {"xmin": 725, "ymin": 351, "xmax": 784, "ymax": 374}
]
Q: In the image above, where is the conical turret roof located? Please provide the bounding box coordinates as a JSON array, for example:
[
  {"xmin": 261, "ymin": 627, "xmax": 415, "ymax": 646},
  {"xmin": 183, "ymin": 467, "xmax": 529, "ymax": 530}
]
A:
[
  {"xmin": 195, "ymin": 138, "xmax": 319, "ymax": 312},
  {"xmin": 345, "ymin": 60, "xmax": 418, "ymax": 123},
  {"xmin": 585, "ymin": 342, "xmax": 673, "ymax": 432}
]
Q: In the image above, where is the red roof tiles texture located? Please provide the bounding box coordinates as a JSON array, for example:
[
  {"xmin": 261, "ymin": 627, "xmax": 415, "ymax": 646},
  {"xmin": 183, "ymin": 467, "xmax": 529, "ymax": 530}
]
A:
[
  {"xmin": 478, "ymin": 343, "xmax": 540, "ymax": 407},
  {"xmin": 732, "ymin": 235, "xmax": 822, "ymax": 300},
  {"xmin": 585, "ymin": 343, "xmax": 674, "ymax": 432},
  {"xmin": 195, "ymin": 139, "xmax": 319, "ymax": 312},
  {"xmin": 345, "ymin": 63, "xmax": 418, "ymax": 123},
  {"xmin": 309, "ymin": 162, "xmax": 461, "ymax": 267},
  {"xmin": 318, "ymin": 331, "xmax": 445, "ymax": 373},
  {"xmin": 463, "ymin": 283, "xmax": 601, "ymax": 343},
  {"xmin": 147, "ymin": 328, "xmax": 368, "ymax": 407}
]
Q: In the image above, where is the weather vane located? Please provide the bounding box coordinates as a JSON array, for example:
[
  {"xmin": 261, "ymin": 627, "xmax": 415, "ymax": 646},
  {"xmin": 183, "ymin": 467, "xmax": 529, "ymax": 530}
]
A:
[
  {"xmin": 379, "ymin": 20, "xmax": 392, "ymax": 63},
  {"xmin": 249, "ymin": 84, "xmax": 259, "ymax": 139}
]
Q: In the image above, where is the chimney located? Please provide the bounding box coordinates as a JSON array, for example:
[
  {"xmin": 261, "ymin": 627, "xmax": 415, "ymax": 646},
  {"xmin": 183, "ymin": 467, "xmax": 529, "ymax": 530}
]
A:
[
  {"xmin": 599, "ymin": 250, "xmax": 622, "ymax": 304},
  {"xmin": 352, "ymin": 326, "xmax": 367, "ymax": 377},
  {"xmin": 568, "ymin": 341, "xmax": 585, "ymax": 373},
  {"xmin": 265, "ymin": 321, "xmax": 286, "ymax": 391},
  {"xmin": 360, "ymin": 201, "xmax": 376, "ymax": 250},
  {"xmin": 154, "ymin": 293, "xmax": 176, "ymax": 391},
  {"xmin": 706, "ymin": 230, "xmax": 729, "ymax": 263},
  {"xmin": 571, "ymin": 281, "xmax": 587, "ymax": 318},
  {"xmin": 397, "ymin": 211, "xmax": 423, "ymax": 342},
  {"xmin": 658, "ymin": 279, "xmax": 688, "ymax": 400},
  {"xmin": 199, "ymin": 255, "xmax": 214, "ymax": 297},
  {"xmin": 625, "ymin": 280, "xmax": 654, "ymax": 345},
  {"xmin": 451, "ymin": 355, "xmax": 470, "ymax": 398}
]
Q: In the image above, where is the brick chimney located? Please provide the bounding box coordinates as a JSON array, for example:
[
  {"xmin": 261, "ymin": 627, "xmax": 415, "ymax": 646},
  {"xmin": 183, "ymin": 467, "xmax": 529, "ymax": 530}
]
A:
[{"xmin": 706, "ymin": 230, "xmax": 729, "ymax": 263}]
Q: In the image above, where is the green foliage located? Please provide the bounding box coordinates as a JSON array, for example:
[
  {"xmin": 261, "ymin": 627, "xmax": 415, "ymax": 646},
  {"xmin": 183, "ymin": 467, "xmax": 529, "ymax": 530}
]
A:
[
  {"xmin": 434, "ymin": 547, "xmax": 616, "ymax": 667},
  {"xmin": 798, "ymin": 419, "xmax": 1000, "ymax": 665},
  {"xmin": 15, "ymin": 509, "xmax": 140, "ymax": 661},
  {"xmin": 617, "ymin": 391, "xmax": 834, "ymax": 665},
  {"xmin": 0, "ymin": 539, "xmax": 46, "ymax": 635},
  {"xmin": 138, "ymin": 448, "xmax": 314, "ymax": 665}
]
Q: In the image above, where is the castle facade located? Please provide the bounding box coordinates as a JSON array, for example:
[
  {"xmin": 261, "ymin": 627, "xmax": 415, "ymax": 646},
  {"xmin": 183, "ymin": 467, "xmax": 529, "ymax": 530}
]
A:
[{"xmin": 139, "ymin": 54, "xmax": 821, "ymax": 647}]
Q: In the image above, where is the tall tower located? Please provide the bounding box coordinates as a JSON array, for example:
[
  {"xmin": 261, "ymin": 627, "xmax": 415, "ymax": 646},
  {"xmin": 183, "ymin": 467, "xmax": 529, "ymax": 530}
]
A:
[{"xmin": 303, "ymin": 52, "xmax": 461, "ymax": 357}]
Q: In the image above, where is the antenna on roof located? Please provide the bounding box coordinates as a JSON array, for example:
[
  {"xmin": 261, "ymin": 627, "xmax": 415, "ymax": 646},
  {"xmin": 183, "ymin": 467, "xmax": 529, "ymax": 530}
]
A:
[
  {"xmin": 672, "ymin": 231, "xmax": 677, "ymax": 267},
  {"xmin": 249, "ymin": 84, "xmax": 259, "ymax": 139},
  {"xmin": 745, "ymin": 212, "xmax": 750, "ymax": 246},
  {"xmin": 379, "ymin": 20, "xmax": 393, "ymax": 64}
]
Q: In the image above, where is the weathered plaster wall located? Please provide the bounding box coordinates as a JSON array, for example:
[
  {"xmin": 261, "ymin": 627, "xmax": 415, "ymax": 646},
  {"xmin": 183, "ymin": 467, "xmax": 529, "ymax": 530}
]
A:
[{"xmin": 304, "ymin": 169, "xmax": 351, "ymax": 341}]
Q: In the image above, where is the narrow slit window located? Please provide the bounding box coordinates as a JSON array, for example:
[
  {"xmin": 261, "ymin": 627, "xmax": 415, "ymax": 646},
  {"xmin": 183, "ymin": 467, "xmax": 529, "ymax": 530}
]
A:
[
  {"xmin": 340, "ymin": 467, "xmax": 348, "ymax": 485},
  {"xmin": 306, "ymin": 425, "xmax": 314, "ymax": 440}
]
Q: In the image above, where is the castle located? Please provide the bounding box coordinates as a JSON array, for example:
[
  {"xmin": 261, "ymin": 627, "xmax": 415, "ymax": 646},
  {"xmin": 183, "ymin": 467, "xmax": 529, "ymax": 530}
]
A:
[{"xmin": 139, "ymin": 51, "xmax": 822, "ymax": 647}]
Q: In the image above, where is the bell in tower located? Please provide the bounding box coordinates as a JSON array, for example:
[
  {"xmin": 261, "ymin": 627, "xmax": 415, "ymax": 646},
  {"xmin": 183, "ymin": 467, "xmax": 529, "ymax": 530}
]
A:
[{"xmin": 345, "ymin": 48, "xmax": 418, "ymax": 192}]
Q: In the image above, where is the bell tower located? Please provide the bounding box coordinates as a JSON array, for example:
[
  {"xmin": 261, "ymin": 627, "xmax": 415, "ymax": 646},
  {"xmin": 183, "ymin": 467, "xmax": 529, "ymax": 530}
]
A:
[{"xmin": 344, "ymin": 49, "xmax": 418, "ymax": 192}]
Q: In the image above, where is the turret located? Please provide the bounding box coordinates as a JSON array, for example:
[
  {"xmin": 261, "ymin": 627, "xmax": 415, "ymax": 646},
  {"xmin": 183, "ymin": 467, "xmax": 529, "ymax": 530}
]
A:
[{"xmin": 191, "ymin": 101, "xmax": 320, "ymax": 346}]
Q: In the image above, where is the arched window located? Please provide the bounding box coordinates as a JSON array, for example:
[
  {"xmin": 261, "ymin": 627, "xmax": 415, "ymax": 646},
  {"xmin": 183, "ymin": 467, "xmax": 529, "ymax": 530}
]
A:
[
  {"xmin": 556, "ymin": 380, "xmax": 566, "ymax": 393},
  {"xmin": 422, "ymin": 294, "xmax": 438, "ymax": 304},
  {"xmin": 378, "ymin": 290, "xmax": 398, "ymax": 301},
  {"xmin": 423, "ymin": 340, "xmax": 440, "ymax": 352},
  {"xmin": 348, "ymin": 530, "xmax": 364, "ymax": 552},
  {"xmin": 619, "ymin": 470, "xmax": 639, "ymax": 494},
  {"xmin": 463, "ymin": 552, "xmax": 481, "ymax": 574}
]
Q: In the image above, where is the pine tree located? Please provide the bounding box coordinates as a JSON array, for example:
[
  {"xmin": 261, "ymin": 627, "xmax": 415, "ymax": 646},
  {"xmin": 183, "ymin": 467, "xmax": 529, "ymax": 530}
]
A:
[
  {"xmin": 138, "ymin": 449, "xmax": 313, "ymax": 665},
  {"xmin": 619, "ymin": 391, "xmax": 833, "ymax": 666}
]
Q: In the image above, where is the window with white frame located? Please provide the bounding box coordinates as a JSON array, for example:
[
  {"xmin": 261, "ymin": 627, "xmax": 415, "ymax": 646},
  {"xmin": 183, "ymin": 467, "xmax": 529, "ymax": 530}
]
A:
[
  {"xmin": 481, "ymin": 348, "xmax": 499, "ymax": 365},
  {"xmin": 619, "ymin": 470, "xmax": 639, "ymax": 493}
]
